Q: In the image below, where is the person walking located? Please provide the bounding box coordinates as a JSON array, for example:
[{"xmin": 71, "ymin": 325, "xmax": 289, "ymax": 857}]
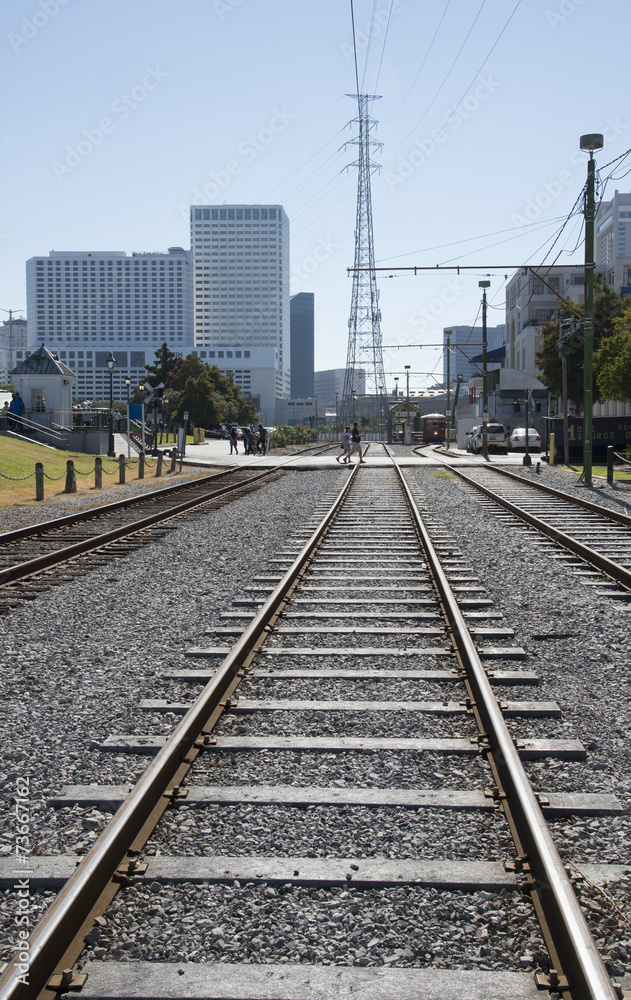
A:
[
  {"xmin": 350, "ymin": 422, "xmax": 365, "ymax": 463},
  {"xmin": 9, "ymin": 392, "xmax": 24, "ymax": 431},
  {"xmin": 257, "ymin": 423, "xmax": 267, "ymax": 454},
  {"xmin": 337, "ymin": 426, "xmax": 352, "ymax": 464},
  {"xmin": 1, "ymin": 401, "xmax": 9, "ymax": 431},
  {"xmin": 229, "ymin": 426, "xmax": 239, "ymax": 454}
]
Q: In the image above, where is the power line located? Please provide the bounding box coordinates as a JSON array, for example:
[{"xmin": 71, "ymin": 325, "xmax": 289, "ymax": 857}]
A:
[
  {"xmin": 383, "ymin": 1, "xmax": 452, "ymax": 124},
  {"xmin": 373, "ymin": 0, "xmax": 395, "ymax": 95},
  {"xmin": 392, "ymin": 0, "xmax": 487, "ymax": 147},
  {"xmin": 393, "ymin": 0, "xmax": 522, "ymax": 155},
  {"xmin": 376, "ymin": 216, "xmax": 567, "ymax": 264}
]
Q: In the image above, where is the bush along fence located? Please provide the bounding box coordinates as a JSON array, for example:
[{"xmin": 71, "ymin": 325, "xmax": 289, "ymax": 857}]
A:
[{"xmin": 0, "ymin": 449, "xmax": 181, "ymax": 502}]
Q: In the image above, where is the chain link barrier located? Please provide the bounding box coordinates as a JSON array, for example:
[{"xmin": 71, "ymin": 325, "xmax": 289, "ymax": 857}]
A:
[{"xmin": 0, "ymin": 469, "xmax": 36, "ymax": 481}]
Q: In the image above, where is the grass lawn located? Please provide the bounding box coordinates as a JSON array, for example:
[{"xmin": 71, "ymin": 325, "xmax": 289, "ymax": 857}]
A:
[
  {"xmin": 0, "ymin": 436, "xmax": 198, "ymax": 510},
  {"xmin": 555, "ymin": 463, "xmax": 631, "ymax": 481}
]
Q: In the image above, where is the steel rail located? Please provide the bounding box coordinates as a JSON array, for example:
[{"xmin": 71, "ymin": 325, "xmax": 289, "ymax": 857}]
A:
[
  {"xmin": 0, "ymin": 468, "xmax": 281, "ymax": 588},
  {"xmin": 0, "ymin": 468, "xmax": 241, "ymax": 545},
  {"xmin": 0, "ymin": 466, "xmax": 358, "ymax": 1000},
  {"xmin": 393, "ymin": 458, "xmax": 619, "ymax": 1000},
  {"xmin": 446, "ymin": 466, "xmax": 631, "ymax": 590},
  {"xmin": 466, "ymin": 463, "xmax": 631, "ymax": 528}
]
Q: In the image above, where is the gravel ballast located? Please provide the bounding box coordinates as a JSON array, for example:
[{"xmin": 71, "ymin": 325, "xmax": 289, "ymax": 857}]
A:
[{"xmin": 0, "ymin": 458, "xmax": 629, "ymax": 982}]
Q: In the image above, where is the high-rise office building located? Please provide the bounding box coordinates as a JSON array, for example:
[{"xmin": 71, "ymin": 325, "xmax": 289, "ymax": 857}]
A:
[
  {"xmin": 24, "ymin": 248, "xmax": 193, "ymax": 399},
  {"xmin": 190, "ymin": 205, "xmax": 290, "ymax": 414},
  {"xmin": 0, "ymin": 317, "xmax": 28, "ymax": 382},
  {"xmin": 443, "ymin": 325, "xmax": 505, "ymax": 385},
  {"xmin": 290, "ymin": 292, "xmax": 314, "ymax": 398}
]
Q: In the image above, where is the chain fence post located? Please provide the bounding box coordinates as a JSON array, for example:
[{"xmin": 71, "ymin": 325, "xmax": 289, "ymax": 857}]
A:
[
  {"xmin": 64, "ymin": 460, "xmax": 76, "ymax": 494},
  {"xmin": 138, "ymin": 455, "xmax": 145, "ymax": 480},
  {"xmin": 118, "ymin": 455, "xmax": 126, "ymax": 485},
  {"xmin": 156, "ymin": 452, "xmax": 163, "ymax": 477},
  {"xmin": 170, "ymin": 448, "xmax": 177, "ymax": 473},
  {"xmin": 607, "ymin": 445, "xmax": 614, "ymax": 486},
  {"xmin": 35, "ymin": 463, "xmax": 44, "ymax": 502},
  {"xmin": 95, "ymin": 457, "xmax": 102, "ymax": 489}
]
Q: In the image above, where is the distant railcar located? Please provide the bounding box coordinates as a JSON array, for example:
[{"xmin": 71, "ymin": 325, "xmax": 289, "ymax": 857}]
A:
[{"xmin": 420, "ymin": 413, "xmax": 446, "ymax": 444}]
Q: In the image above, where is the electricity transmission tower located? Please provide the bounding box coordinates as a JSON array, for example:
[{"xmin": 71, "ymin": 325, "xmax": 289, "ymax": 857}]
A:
[{"xmin": 341, "ymin": 93, "xmax": 387, "ymax": 430}]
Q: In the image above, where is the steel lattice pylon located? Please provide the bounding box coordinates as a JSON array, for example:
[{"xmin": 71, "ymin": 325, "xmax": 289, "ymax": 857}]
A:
[{"xmin": 341, "ymin": 93, "xmax": 386, "ymax": 431}]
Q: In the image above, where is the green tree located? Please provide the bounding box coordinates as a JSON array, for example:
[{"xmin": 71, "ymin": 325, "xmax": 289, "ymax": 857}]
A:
[
  {"xmin": 165, "ymin": 354, "xmax": 257, "ymax": 427},
  {"xmin": 595, "ymin": 304, "xmax": 631, "ymax": 402},
  {"xmin": 535, "ymin": 277, "xmax": 627, "ymax": 409},
  {"xmin": 145, "ymin": 342, "xmax": 179, "ymax": 387}
]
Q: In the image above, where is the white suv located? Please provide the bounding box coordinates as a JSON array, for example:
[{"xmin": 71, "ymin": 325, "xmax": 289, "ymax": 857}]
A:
[{"xmin": 468, "ymin": 423, "xmax": 508, "ymax": 454}]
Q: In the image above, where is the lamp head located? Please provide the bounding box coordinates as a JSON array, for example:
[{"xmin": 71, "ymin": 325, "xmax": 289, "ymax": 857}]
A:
[
  {"xmin": 580, "ymin": 133, "xmax": 604, "ymax": 153},
  {"xmin": 105, "ymin": 352, "xmax": 116, "ymax": 371},
  {"xmin": 124, "ymin": 376, "xmax": 131, "ymax": 386},
  {"xmin": 479, "ymin": 280, "xmax": 491, "ymax": 289}
]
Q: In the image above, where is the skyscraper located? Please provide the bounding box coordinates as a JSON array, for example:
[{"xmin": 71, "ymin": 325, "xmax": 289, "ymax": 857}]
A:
[
  {"xmin": 290, "ymin": 292, "xmax": 314, "ymax": 398},
  {"xmin": 190, "ymin": 205, "xmax": 290, "ymax": 412},
  {"xmin": 24, "ymin": 248, "xmax": 193, "ymax": 399}
]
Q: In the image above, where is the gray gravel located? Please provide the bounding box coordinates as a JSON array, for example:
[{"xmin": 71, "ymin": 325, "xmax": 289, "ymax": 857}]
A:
[{"xmin": 93, "ymin": 882, "xmax": 545, "ymax": 971}]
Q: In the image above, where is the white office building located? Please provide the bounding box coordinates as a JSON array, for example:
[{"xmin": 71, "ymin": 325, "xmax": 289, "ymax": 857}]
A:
[
  {"xmin": 505, "ymin": 267, "xmax": 586, "ymax": 377},
  {"xmin": 23, "ymin": 248, "xmax": 193, "ymax": 399},
  {"xmin": 190, "ymin": 205, "xmax": 290, "ymax": 415},
  {"xmin": 596, "ymin": 189, "xmax": 631, "ymax": 293}
]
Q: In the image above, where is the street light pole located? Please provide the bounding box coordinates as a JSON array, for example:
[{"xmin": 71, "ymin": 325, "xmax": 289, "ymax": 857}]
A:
[
  {"xmin": 580, "ymin": 132, "xmax": 604, "ymax": 487},
  {"xmin": 314, "ymin": 396, "xmax": 318, "ymax": 441},
  {"xmin": 405, "ymin": 364, "xmax": 411, "ymax": 444},
  {"xmin": 335, "ymin": 392, "xmax": 339, "ymax": 432},
  {"xmin": 106, "ymin": 353, "xmax": 116, "ymax": 457},
  {"xmin": 479, "ymin": 280, "xmax": 490, "ymax": 458}
]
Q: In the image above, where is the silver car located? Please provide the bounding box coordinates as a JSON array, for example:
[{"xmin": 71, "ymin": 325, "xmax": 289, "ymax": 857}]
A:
[{"xmin": 508, "ymin": 427, "xmax": 541, "ymax": 452}]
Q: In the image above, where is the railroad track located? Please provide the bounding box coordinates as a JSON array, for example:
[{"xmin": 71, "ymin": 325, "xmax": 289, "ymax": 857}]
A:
[
  {"xmin": 0, "ymin": 467, "xmax": 293, "ymax": 612},
  {"xmin": 0, "ymin": 458, "xmax": 625, "ymax": 1000},
  {"xmin": 442, "ymin": 464, "xmax": 631, "ymax": 598}
]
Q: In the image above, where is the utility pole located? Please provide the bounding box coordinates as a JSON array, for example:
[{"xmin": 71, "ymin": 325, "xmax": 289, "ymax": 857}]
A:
[
  {"xmin": 446, "ymin": 333, "xmax": 451, "ymax": 448},
  {"xmin": 405, "ymin": 364, "xmax": 411, "ymax": 445},
  {"xmin": 341, "ymin": 94, "xmax": 386, "ymax": 426},
  {"xmin": 559, "ymin": 311, "xmax": 571, "ymax": 467},
  {"xmin": 479, "ymin": 280, "xmax": 491, "ymax": 458},
  {"xmin": 580, "ymin": 133, "xmax": 604, "ymax": 487}
]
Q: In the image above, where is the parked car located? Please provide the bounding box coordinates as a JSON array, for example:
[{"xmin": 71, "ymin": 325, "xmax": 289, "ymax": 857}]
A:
[
  {"xmin": 468, "ymin": 423, "xmax": 508, "ymax": 454},
  {"xmin": 206, "ymin": 424, "xmax": 228, "ymax": 439},
  {"xmin": 508, "ymin": 427, "xmax": 541, "ymax": 452}
]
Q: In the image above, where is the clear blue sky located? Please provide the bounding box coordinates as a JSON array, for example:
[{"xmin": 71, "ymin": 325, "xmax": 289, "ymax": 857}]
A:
[{"xmin": 1, "ymin": 0, "xmax": 629, "ymax": 389}]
